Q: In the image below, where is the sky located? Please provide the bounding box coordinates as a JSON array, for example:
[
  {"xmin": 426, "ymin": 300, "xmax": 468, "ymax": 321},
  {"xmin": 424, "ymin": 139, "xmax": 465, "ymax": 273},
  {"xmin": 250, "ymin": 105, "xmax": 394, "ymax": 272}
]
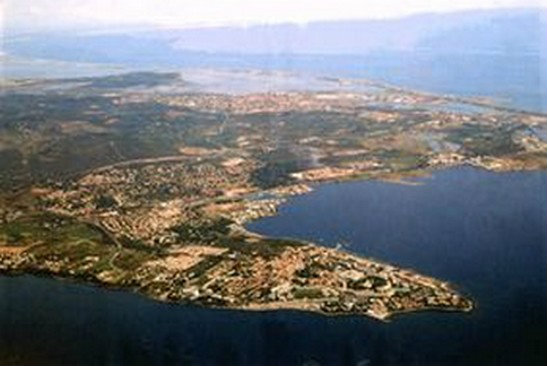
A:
[{"xmin": 2, "ymin": 0, "xmax": 547, "ymax": 32}]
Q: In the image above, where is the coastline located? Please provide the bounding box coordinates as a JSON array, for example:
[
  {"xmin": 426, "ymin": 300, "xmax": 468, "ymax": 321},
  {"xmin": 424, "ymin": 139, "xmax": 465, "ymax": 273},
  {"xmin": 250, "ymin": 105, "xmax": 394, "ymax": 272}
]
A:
[
  {"xmin": 0, "ymin": 166, "xmax": 493, "ymax": 320},
  {"xmin": 2, "ymin": 163, "xmax": 546, "ymax": 320}
]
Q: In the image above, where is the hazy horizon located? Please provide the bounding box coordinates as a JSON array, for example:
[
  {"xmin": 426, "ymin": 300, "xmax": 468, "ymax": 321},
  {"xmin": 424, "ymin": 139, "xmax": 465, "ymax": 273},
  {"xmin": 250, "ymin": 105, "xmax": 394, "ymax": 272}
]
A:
[{"xmin": 2, "ymin": 0, "xmax": 547, "ymax": 33}]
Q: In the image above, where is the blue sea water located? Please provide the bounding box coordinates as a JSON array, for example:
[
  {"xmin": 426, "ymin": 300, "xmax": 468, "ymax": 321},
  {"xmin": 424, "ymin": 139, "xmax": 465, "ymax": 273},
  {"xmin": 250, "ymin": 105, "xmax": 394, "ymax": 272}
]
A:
[{"xmin": 1, "ymin": 168, "xmax": 546, "ymax": 365}]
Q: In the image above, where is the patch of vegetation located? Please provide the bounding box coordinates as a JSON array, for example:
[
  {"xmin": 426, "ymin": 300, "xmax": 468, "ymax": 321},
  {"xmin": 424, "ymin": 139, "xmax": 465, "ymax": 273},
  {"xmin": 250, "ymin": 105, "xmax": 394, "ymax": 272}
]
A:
[
  {"xmin": 349, "ymin": 276, "xmax": 389, "ymax": 290},
  {"xmin": 68, "ymin": 72, "xmax": 180, "ymax": 89},
  {"xmin": 185, "ymin": 255, "xmax": 223, "ymax": 279},
  {"xmin": 171, "ymin": 217, "xmax": 233, "ymax": 243},
  {"xmin": 445, "ymin": 123, "xmax": 522, "ymax": 156},
  {"xmin": 216, "ymin": 236, "xmax": 303, "ymax": 259},
  {"xmin": 251, "ymin": 148, "xmax": 309, "ymax": 188},
  {"xmin": 94, "ymin": 194, "xmax": 117, "ymax": 209},
  {"xmin": 31, "ymin": 237, "xmax": 111, "ymax": 264},
  {"xmin": 293, "ymin": 287, "xmax": 325, "ymax": 299},
  {"xmin": 118, "ymin": 235, "xmax": 165, "ymax": 254},
  {"xmin": 295, "ymin": 261, "xmax": 330, "ymax": 278},
  {"xmin": 319, "ymin": 153, "xmax": 371, "ymax": 166},
  {"xmin": 0, "ymin": 213, "xmax": 102, "ymax": 246},
  {"xmin": 375, "ymin": 149, "xmax": 428, "ymax": 171},
  {"xmin": 113, "ymin": 249, "xmax": 155, "ymax": 272}
]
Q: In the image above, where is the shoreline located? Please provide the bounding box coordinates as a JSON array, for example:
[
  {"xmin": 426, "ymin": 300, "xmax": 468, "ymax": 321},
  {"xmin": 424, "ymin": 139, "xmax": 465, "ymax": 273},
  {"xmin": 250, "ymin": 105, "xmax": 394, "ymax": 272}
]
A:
[
  {"xmin": 0, "ymin": 266, "xmax": 475, "ymax": 322},
  {"xmin": 3, "ymin": 166, "xmax": 545, "ymax": 321}
]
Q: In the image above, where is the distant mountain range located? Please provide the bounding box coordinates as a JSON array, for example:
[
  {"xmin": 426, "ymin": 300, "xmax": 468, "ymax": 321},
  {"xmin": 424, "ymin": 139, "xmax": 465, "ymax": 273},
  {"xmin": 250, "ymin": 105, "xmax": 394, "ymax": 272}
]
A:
[
  {"xmin": 165, "ymin": 8, "xmax": 547, "ymax": 55},
  {"xmin": 3, "ymin": 7, "xmax": 546, "ymax": 61}
]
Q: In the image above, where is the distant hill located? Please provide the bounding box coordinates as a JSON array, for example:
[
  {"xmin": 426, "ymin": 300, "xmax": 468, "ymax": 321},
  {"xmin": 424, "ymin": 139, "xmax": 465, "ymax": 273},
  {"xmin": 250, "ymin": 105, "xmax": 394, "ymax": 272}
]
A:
[
  {"xmin": 164, "ymin": 8, "xmax": 547, "ymax": 55},
  {"xmin": 416, "ymin": 11, "xmax": 547, "ymax": 54},
  {"xmin": 4, "ymin": 8, "xmax": 546, "ymax": 60}
]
